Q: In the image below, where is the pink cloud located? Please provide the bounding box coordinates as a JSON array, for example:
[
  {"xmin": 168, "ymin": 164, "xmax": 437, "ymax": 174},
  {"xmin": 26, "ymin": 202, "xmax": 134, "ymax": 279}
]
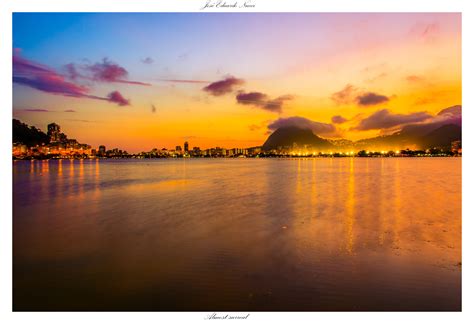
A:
[
  {"xmin": 13, "ymin": 52, "xmax": 131, "ymax": 106},
  {"xmin": 107, "ymin": 91, "xmax": 130, "ymax": 106},
  {"xmin": 84, "ymin": 58, "xmax": 151, "ymax": 86}
]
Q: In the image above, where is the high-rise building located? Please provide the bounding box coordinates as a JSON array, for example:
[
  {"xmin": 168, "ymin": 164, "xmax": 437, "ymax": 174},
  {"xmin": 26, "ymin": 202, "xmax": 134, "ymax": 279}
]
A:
[
  {"xmin": 184, "ymin": 141, "xmax": 189, "ymax": 152},
  {"xmin": 176, "ymin": 145, "xmax": 182, "ymax": 152},
  {"xmin": 47, "ymin": 123, "xmax": 61, "ymax": 143},
  {"xmin": 99, "ymin": 145, "xmax": 106, "ymax": 156}
]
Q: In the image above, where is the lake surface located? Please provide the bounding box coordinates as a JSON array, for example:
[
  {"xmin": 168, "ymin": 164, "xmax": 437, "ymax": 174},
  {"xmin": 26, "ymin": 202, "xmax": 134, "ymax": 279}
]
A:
[{"xmin": 13, "ymin": 158, "xmax": 461, "ymax": 311}]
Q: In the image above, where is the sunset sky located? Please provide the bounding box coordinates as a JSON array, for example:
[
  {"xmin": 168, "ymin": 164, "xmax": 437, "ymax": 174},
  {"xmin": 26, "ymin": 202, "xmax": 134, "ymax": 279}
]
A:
[{"xmin": 13, "ymin": 13, "xmax": 461, "ymax": 153}]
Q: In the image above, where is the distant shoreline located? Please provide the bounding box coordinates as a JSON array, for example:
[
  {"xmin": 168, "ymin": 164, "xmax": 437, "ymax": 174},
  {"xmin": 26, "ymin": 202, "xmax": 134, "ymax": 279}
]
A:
[{"xmin": 13, "ymin": 155, "xmax": 461, "ymax": 161}]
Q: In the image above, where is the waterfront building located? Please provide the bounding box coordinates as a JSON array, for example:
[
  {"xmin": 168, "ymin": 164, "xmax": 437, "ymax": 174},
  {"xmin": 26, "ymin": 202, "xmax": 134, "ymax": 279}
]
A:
[{"xmin": 47, "ymin": 123, "xmax": 61, "ymax": 143}]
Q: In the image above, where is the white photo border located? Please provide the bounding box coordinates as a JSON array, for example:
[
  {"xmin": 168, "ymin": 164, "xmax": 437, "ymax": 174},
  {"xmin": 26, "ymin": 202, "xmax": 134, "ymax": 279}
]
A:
[{"xmin": 1, "ymin": 1, "xmax": 472, "ymax": 323}]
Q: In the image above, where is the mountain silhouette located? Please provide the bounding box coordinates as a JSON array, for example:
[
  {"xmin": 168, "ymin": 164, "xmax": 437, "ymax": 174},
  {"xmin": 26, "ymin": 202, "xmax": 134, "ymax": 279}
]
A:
[
  {"xmin": 13, "ymin": 119, "xmax": 49, "ymax": 147},
  {"xmin": 419, "ymin": 124, "xmax": 461, "ymax": 149},
  {"xmin": 262, "ymin": 126, "xmax": 333, "ymax": 151},
  {"xmin": 262, "ymin": 122, "xmax": 461, "ymax": 152}
]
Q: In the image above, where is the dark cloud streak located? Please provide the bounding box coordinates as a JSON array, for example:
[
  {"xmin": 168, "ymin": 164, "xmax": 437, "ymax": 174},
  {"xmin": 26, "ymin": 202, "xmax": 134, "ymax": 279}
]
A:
[
  {"xmin": 107, "ymin": 91, "xmax": 130, "ymax": 106},
  {"xmin": 203, "ymin": 76, "xmax": 244, "ymax": 96},
  {"xmin": 356, "ymin": 92, "xmax": 389, "ymax": 106},
  {"xmin": 158, "ymin": 79, "xmax": 210, "ymax": 84},
  {"xmin": 236, "ymin": 92, "xmax": 293, "ymax": 113}
]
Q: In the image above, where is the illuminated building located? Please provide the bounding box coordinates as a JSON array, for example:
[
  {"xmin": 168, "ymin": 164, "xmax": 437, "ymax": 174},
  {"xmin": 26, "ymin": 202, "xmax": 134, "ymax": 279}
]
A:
[
  {"xmin": 47, "ymin": 123, "xmax": 61, "ymax": 143},
  {"xmin": 99, "ymin": 145, "xmax": 106, "ymax": 156},
  {"xmin": 451, "ymin": 140, "xmax": 462, "ymax": 154}
]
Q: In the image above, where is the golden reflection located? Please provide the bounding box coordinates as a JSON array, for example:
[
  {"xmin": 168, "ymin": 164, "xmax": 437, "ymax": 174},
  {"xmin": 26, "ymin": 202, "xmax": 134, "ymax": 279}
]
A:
[
  {"xmin": 58, "ymin": 159, "xmax": 63, "ymax": 176},
  {"xmin": 40, "ymin": 160, "xmax": 50, "ymax": 197},
  {"xmin": 311, "ymin": 159, "xmax": 317, "ymax": 213},
  {"xmin": 95, "ymin": 159, "xmax": 100, "ymax": 180},
  {"xmin": 124, "ymin": 179, "xmax": 197, "ymax": 192},
  {"xmin": 378, "ymin": 159, "xmax": 387, "ymax": 245},
  {"xmin": 69, "ymin": 160, "xmax": 75, "ymax": 195},
  {"xmin": 41, "ymin": 159, "xmax": 49, "ymax": 174},
  {"xmin": 69, "ymin": 159, "xmax": 74, "ymax": 175},
  {"xmin": 182, "ymin": 159, "xmax": 187, "ymax": 183},
  {"xmin": 393, "ymin": 159, "xmax": 401, "ymax": 245},
  {"xmin": 56, "ymin": 159, "xmax": 64, "ymax": 197},
  {"xmin": 78, "ymin": 159, "xmax": 85, "ymax": 198},
  {"xmin": 93, "ymin": 158, "xmax": 101, "ymax": 199},
  {"xmin": 296, "ymin": 158, "xmax": 302, "ymax": 194},
  {"xmin": 345, "ymin": 158, "xmax": 355, "ymax": 254}
]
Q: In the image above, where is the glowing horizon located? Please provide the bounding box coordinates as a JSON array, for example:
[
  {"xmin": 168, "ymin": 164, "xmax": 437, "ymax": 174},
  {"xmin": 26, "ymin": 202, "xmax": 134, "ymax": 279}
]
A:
[{"xmin": 13, "ymin": 13, "xmax": 461, "ymax": 153}]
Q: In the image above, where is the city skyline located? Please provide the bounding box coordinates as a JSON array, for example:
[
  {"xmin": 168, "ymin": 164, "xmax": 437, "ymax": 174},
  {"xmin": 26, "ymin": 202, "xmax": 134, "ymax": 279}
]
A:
[{"xmin": 13, "ymin": 13, "xmax": 461, "ymax": 153}]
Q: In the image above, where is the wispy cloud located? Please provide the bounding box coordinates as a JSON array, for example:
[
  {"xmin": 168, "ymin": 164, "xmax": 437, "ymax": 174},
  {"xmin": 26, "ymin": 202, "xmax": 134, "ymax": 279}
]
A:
[
  {"xmin": 22, "ymin": 108, "xmax": 50, "ymax": 112},
  {"xmin": 158, "ymin": 79, "xmax": 210, "ymax": 84},
  {"xmin": 141, "ymin": 57, "xmax": 154, "ymax": 64},
  {"xmin": 410, "ymin": 22, "xmax": 440, "ymax": 43},
  {"xmin": 331, "ymin": 84, "xmax": 390, "ymax": 106},
  {"xmin": 65, "ymin": 58, "xmax": 151, "ymax": 86},
  {"xmin": 406, "ymin": 75, "xmax": 425, "ymax": 83},
  {"xmin": 330, "ymin": 84, "xmax": 358, "ymax": 105}
]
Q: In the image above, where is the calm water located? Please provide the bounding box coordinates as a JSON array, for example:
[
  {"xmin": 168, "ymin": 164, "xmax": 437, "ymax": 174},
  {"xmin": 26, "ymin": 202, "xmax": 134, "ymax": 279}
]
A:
[{"xmin": 13, "ymin": 158, "xmax": 461, "ymax": 311}]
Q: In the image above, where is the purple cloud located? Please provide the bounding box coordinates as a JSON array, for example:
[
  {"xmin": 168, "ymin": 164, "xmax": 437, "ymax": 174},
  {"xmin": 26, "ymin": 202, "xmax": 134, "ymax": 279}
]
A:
[
  {"xmin": 13, "ymin": 54, "xmax": 99, "ymax": 99},
  {"xmin": 64, "ymin": 63, "xmax": 81, "ymax": 80},
  {"xmin": 353, "ymin": 109, "xmax": 432, "ymax": 131},
  {"xmin": 331, "ymin": 115, "xmax": 348, "ymax": 124},
  {"xmin": 356, "ymin": 92, "xmax": 389, "ymax": 106},
  {"xmin": 107, "ymin": 91, "xmax": 130, "ymax": 106},
  {"xmin": 13, "ymin": 53, "xmax": 131, "ymax": 106},
  {"xmin": 66, "ymin": 58, "xmax": 151, "ymax": 86},
  {"xmin": 268, "ymin": 116, "xmax": 336, "ymax": 135},
  {"xmin": 431, "ymin": 105, "xmax": 461, "ymax": 126},
  {"xmin": 87, "ymin": 58, "xmax": 151, "ymax": 86},
  {"xmin": 236, "ymin": 91, "xmax": 267, "ymax": 105},
  {"xmin": 236, "ymin": 92, "xmax": 293, "ymax": 113},
  {"xmin": 331, "ymin": 84, "xmax": 391, "ymax": 107},
  {"xmin": 203, "ymin": 76, "xmax": 244, "ymax": 96}
]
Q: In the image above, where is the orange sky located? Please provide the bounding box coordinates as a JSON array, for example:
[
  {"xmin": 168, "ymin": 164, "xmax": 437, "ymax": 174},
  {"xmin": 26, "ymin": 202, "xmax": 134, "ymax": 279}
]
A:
[{"xmin": 13, "ymin": 13, "xmax": 461, "ymax": 152}]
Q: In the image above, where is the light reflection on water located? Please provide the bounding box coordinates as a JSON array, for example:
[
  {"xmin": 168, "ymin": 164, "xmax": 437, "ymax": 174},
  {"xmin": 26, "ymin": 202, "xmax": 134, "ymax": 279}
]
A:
[{"xmin": 13, "ymin": 158, "xmax": 461, "ymax": 311}]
